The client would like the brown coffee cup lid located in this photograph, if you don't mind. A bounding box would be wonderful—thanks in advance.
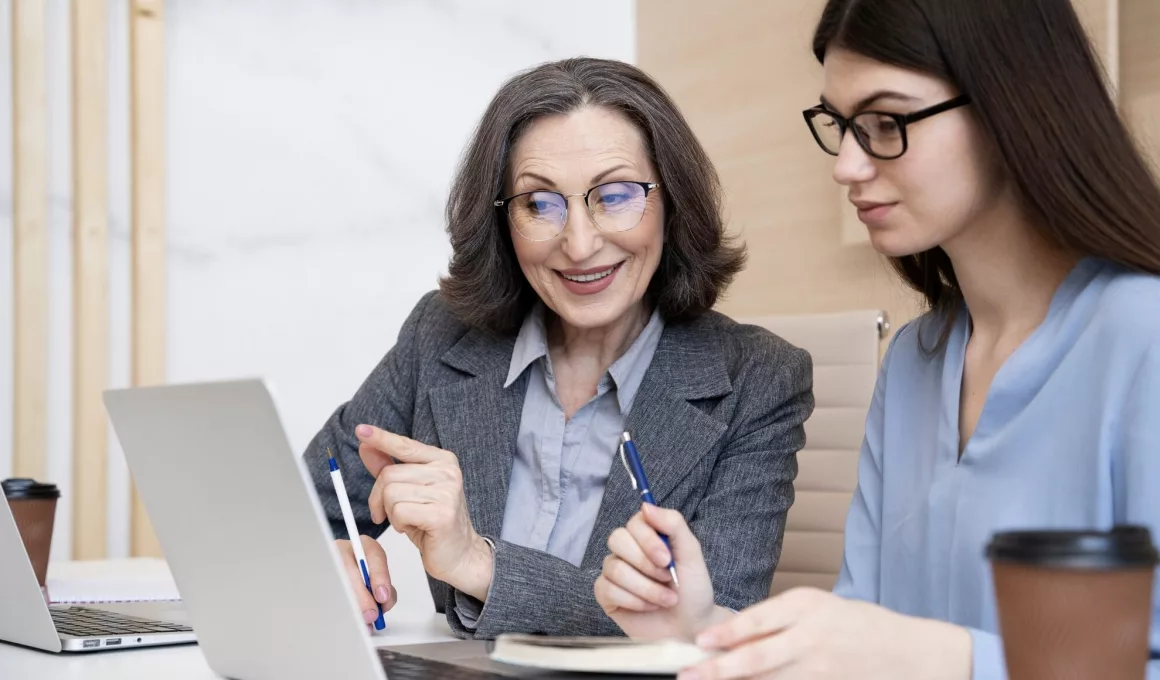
[1,478,61,500]
[987,526,1159,570]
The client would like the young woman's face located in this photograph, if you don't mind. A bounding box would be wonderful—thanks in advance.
[821,48,1005,257]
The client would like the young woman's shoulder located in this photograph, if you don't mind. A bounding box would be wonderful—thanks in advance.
[1091,263,1160,346]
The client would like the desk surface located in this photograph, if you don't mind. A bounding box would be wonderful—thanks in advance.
[0,558,456,679]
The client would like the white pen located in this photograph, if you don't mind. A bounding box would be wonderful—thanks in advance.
[327,448,385,631]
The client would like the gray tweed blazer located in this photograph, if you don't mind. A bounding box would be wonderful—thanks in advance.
[303,291,813,640]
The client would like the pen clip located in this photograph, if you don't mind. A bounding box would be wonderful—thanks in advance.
[618,443,638,491]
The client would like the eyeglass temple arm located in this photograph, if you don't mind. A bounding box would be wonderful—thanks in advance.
[901,95,971,124]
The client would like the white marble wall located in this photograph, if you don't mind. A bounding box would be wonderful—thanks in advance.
[1,0,635,568]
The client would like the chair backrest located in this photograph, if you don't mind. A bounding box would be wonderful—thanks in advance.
[742,310,885,594]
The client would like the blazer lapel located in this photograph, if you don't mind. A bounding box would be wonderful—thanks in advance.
[427,328,525,541]
[584,318,733,566]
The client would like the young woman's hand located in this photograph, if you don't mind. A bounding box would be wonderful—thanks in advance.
[595,504,732,641]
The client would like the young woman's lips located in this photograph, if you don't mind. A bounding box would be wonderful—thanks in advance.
[853,201,898,227]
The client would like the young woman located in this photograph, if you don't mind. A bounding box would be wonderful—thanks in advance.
[594,1,1160,678]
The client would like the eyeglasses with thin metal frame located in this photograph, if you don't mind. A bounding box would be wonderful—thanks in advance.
[802,95,971,160]
[493,181,661,242]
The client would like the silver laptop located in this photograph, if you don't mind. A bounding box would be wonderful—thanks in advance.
[103,379,389,680]
[0,497,195,652]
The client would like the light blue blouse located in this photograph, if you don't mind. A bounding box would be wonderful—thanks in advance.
[833,258,1160,679]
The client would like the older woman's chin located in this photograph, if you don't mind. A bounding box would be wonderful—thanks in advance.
[542,290,649,332]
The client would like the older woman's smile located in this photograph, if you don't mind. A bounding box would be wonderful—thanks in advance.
[556,261,625,295]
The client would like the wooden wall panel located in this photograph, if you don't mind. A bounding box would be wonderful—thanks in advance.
[129,0,166,558]
[71,0,110,559]
[12,0,50,482]
[1121,0,1160,175]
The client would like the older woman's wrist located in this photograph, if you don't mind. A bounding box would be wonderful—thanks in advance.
[450,534,496,602]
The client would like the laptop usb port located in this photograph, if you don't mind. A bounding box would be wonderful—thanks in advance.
[105,638,121,646]
[82,640,100,649]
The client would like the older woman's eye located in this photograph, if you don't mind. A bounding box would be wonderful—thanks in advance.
[526,199,555,213]
[521,193,563,217]
[596,191,632,207]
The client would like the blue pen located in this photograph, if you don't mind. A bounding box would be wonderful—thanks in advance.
[327,449,385,631]
[618,431,679,588]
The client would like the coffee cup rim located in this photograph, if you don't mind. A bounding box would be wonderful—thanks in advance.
[987,526,1159,569]
[1,478,61,500]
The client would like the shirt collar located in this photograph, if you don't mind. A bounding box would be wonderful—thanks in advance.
[505,304,551,389]
[504,304,666,416]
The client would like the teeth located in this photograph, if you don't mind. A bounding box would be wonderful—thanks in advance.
[562,267,615,283]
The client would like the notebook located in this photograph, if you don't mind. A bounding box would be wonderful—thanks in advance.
[488,634,712,675]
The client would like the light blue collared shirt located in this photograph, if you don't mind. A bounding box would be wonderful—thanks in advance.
[500,304,665,565]
[834,258,1160,679]
[454,304,665,628]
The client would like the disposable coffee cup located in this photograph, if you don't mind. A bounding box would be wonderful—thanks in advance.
[987,526,1158,680]
[2,478,61,588]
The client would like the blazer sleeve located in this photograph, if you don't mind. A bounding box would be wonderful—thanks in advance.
[445,338,815,639]
[302,291,436,540]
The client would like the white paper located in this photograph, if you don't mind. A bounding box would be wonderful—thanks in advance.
[46,558,181,604]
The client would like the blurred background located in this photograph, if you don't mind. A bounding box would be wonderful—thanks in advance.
[2,0,1158,579]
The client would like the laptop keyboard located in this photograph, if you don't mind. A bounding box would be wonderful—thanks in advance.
[50,606,193,638]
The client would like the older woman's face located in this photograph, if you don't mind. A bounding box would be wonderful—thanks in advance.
[505,106,664,331]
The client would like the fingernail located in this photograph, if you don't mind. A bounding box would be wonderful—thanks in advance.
[664,591,679,607]
[696,631,717,648]
[655,550,671,565]
[363,609,379,624]
[356,424,373,438]
[375,585,389,602]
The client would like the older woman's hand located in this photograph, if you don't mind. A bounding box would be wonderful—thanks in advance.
[679,588,971,680]
[355,424,494,600]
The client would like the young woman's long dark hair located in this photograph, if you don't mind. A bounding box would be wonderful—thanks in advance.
[814,0,1160,346]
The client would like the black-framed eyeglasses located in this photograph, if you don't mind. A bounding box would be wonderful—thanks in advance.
[802,95,971,160]
[493,181,661,242]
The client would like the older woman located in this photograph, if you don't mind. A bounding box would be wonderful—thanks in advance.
[303,57,813,640]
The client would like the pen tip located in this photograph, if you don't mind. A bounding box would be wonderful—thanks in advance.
[670,566,680,589]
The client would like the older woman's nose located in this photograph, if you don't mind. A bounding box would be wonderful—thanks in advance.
[559,201,604,263]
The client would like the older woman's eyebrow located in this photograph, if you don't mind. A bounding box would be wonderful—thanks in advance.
[512,163,638,194]
[591,164,634,185]
[511,171,558,191]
